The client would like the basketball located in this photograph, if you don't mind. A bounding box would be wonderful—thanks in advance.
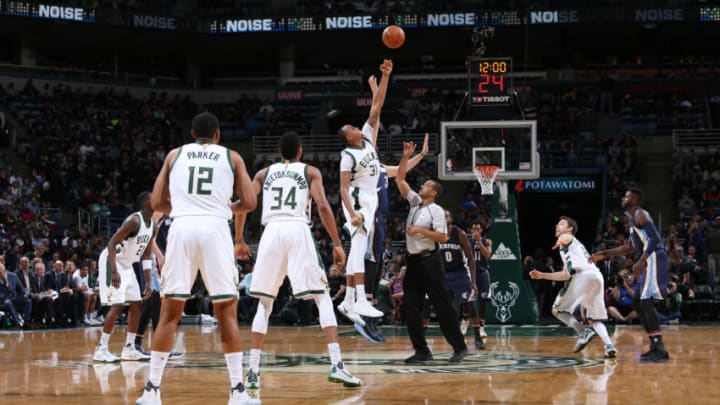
[382,25,405,49]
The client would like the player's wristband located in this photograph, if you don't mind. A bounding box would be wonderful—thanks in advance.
[234,240,243,244]
[142,260,152,270]
[331,243,343,247]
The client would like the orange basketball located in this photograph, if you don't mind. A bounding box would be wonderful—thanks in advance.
[382,25,405,49]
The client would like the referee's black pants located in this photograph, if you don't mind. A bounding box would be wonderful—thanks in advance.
[403,251,467,354]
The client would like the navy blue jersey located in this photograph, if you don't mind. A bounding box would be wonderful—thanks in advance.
[629,208,664,256]
[439,225,467,272]
[367,164,389,263]
[155,215,172,254]
[376,164,389,219]
[473,236,490,272]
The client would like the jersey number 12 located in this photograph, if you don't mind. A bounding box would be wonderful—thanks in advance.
[188,166,214,195]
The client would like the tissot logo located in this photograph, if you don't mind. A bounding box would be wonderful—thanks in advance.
[490,243,517,260]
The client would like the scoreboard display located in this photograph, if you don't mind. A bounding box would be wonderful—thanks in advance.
[468,57,513,107]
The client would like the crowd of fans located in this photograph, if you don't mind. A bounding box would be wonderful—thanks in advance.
[667,147,720,318]
[2,71,717,329]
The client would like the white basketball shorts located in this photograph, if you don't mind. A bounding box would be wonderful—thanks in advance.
[553,269,608,321]
[98,250,141,306]
[161,216,238,302]
[250,220,329,300]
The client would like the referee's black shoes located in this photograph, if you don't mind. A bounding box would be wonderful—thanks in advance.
[449,348,468,363]
[405,351,434,363]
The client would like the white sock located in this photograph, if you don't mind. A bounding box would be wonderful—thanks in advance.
[328,342,342,366]
[591,321,612,345]
[224,352,244,387]
[149,351,170,386]
[100,332,111,348]
[355,284,367,302]
[344,287,355,306]
[556,312,585,335]
[125,332,136,347]
[249,349,262,373]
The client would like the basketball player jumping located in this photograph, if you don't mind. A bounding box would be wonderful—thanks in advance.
[590,188,669,363]
[337,59,392,323]
[136,112,259,405]
[530,216,617,358]
[93,192,156,363]
[355,74,429,342]
[235,131,362,390]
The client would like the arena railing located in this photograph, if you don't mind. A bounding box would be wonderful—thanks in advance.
[252,132,437,156]
[672,129,720,152]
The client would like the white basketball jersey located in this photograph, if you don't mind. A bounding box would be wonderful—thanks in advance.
[559,236,598,274]
[107,211,154,268]
[340,122,379,192]
[261,161,312,225]
[169,142,234,219]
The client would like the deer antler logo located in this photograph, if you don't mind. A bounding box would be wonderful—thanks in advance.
[489,281,520,323]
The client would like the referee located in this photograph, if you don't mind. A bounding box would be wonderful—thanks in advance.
[396,140,468,363]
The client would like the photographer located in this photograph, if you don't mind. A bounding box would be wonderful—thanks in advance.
[656,281,682,324]
[606,269,639,324]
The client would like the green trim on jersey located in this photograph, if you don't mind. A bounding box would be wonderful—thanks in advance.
[294,290,325,298]
[310,232,326,270]
[105,257,112,287]
[226,148,236,177]
[209,293,238,302]
[351,187,361,211]
[169,146,184,172]
[249,290,276,299]
[304,164,310,188]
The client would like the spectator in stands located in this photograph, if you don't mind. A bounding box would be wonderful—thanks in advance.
[328,264,346,309]
[0,261,30,327]
[45,260,72,326]
[606,269,639,324]
[30,260,53,327]
[706,216,720,283]
[682,246,714,288]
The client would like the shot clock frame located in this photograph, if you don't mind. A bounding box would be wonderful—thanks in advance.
[467,56,513,107]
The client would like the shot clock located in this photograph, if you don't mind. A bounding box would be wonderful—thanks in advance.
[468,57,513,107]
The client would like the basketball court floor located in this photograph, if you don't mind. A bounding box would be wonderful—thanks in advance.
[1,323,718,404]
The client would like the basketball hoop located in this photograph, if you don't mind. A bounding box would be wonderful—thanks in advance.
[473,165,500,195]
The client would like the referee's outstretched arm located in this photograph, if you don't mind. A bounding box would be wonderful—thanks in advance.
[396,141,417,198]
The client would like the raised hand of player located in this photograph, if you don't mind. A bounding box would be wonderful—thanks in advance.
[368,75,378,94]
[529,269,543,280]
[421,133,429,156]
[588,253,604,263]
[333,245,347,268]
[234,240,251,260]
[380,59,393,75]
[402,141,416,157]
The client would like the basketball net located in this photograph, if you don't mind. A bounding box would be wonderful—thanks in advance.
[473,165,500,195]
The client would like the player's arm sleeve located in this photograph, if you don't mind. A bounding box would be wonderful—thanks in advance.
[406,190,421,207]
[361,122,374,145]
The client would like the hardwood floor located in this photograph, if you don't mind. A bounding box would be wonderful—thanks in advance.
[1,323,718,404]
